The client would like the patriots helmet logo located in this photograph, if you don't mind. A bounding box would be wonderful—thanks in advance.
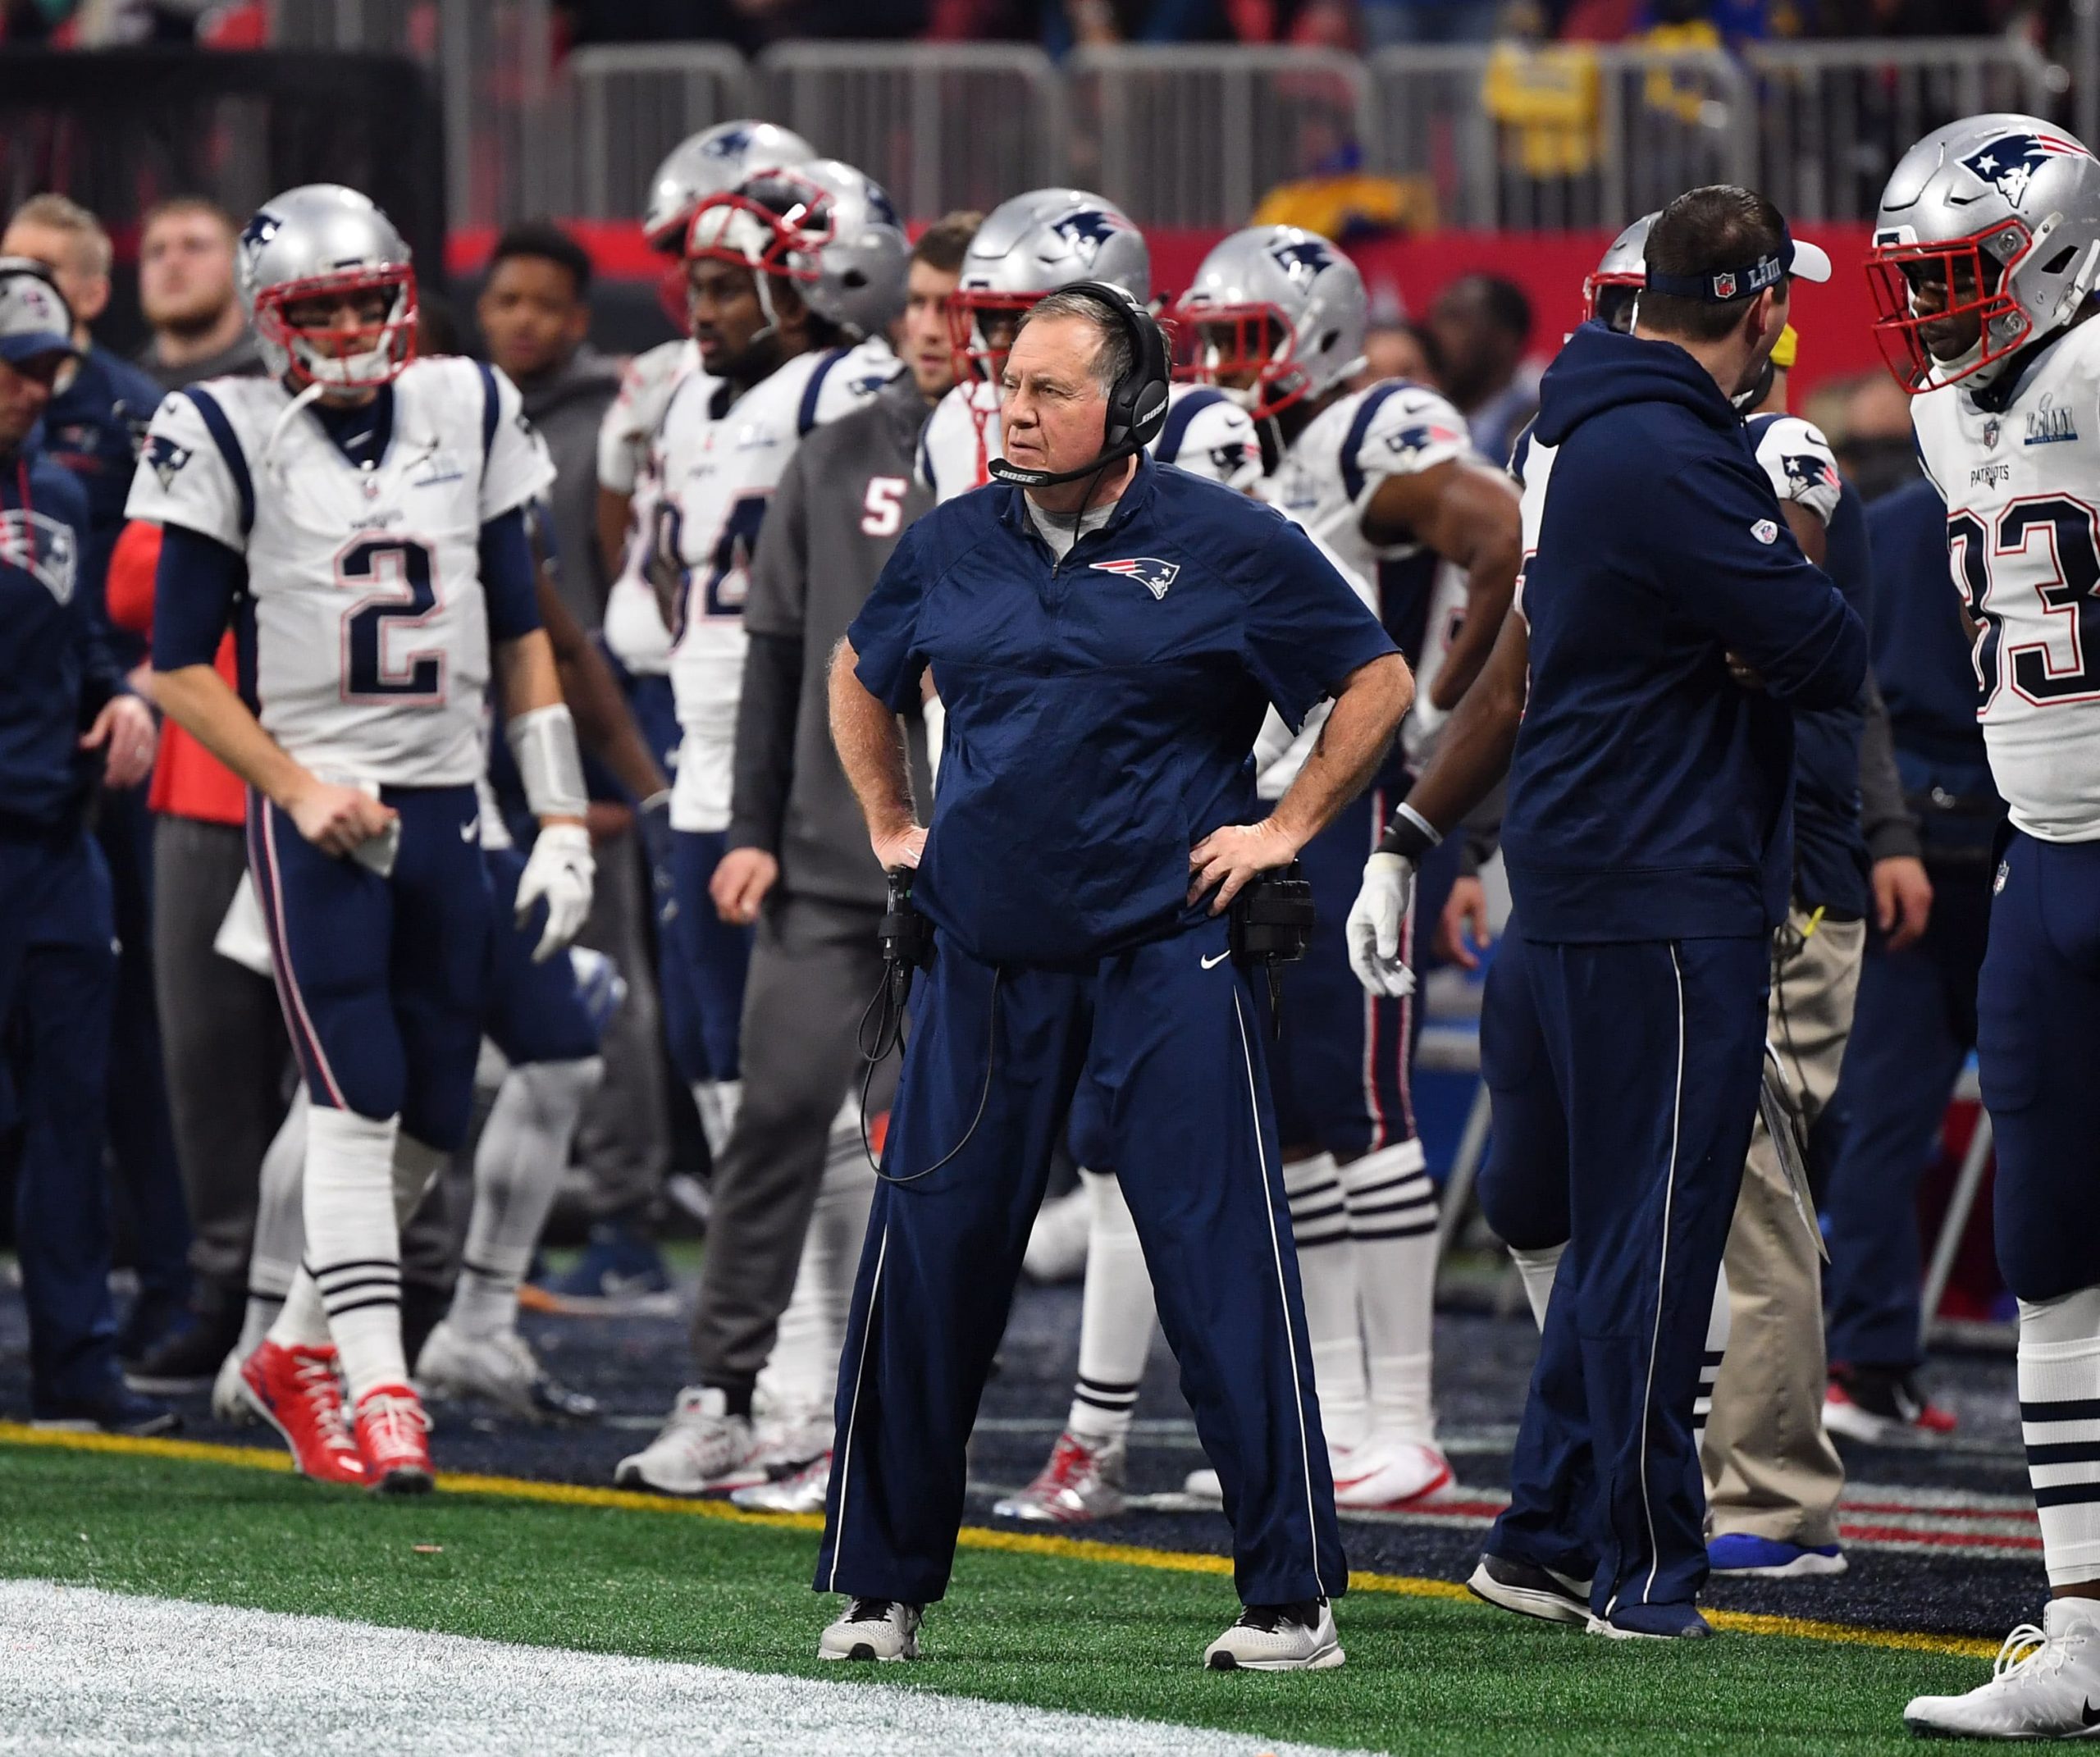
[1092,556,1180,600]
[144,431,192,491]
[1051,209,1125,266]
[1267,237,1334,285]
[701,126,753,159]
[1782,452,1839,495]
[1962,130,2093,205]
[239,209,282,257]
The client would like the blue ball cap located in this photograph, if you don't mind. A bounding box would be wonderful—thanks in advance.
[0,259,80,367]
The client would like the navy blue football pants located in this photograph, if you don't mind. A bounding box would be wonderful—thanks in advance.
[0,825,122,1407]
[669,828,752,1086]
[1820,849,1991,1368]
[1486,933,1769,1612]
[247,785,492,1152]
[817,915,1348,1609]
[1975,832,2100,1303]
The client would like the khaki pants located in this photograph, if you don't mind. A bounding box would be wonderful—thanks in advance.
[1703,910,1865,1548]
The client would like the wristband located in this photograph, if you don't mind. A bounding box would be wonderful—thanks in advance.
[506,703,589,822]
[1375,801,1442,862]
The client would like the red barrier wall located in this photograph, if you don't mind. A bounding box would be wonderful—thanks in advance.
[451,220,1886,400]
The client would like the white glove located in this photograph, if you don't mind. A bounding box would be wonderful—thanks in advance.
[517,823,595,963]
[1347,851,1418,998]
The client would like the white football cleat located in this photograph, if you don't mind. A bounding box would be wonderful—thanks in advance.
[993,1430,1127,1524]
[1905,1601,2100,1741]
[1331,1437,1453,1509]
[1183,1467,1222,1503]
[416,1321,598,1423]
[1203,1598,1344,1670]
[746,1406,832,1480]
[212,1345,256,1424]
[819,1597,921,1662]
[731,1451,831,1514]
[614,1386,758,1495]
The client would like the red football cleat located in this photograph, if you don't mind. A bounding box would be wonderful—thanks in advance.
[354,1384,434,1495]
[239,1341,366,1486]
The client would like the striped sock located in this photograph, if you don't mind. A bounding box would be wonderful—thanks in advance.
[1284,1151,1367,1453]
[244,1089,310,1356]
[1341,1139,1440,1448]
[303,1105,407,1403]
[1066,1171,1154,1444]
[2020,1285,2100,1587]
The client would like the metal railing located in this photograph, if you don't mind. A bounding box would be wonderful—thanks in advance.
[263,2,2093,238]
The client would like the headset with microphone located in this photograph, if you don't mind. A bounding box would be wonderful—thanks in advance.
[986,279,1171,490]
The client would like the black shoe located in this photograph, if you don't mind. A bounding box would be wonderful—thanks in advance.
[1467,1552,1592,1626]
[115,1294,192,1369]
[34,1381,181,1437]
[125,1298,244,1395]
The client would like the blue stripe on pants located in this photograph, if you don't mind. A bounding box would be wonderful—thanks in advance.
[817,914,1346,1607]
[1487,934,1767,1612]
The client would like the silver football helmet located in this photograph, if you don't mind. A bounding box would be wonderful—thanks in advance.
[1171,225,1366,418]
[641,120,816,253]
[951,189,1150,386]
[1583,212,1657,333]
[237,184,416,389]
[685,157,906,341]
[1870,113,2100,391]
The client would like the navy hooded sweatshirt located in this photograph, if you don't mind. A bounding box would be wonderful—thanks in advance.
[1503,324,1867,942]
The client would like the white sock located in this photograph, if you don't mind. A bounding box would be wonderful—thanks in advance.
[391,1130,450,1226]
[267,1268,332,1351]
[1693,1265,1731,1458]
[301,1105,407,1403]
[1284,1151,1368,1454]
[1341,1139,1440,1449]
[2019,1285,2100,1587]
[243,1089,310,1356]
[756,1101,874,1423]
[692,1079,742,1160]
[1066,1169,1155,1444]
[1510,1242,1565,1332]
[451,1056,602,1338]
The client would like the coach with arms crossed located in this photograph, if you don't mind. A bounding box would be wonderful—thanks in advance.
[1352,187,1865,1638]
[817,282,1410,1670]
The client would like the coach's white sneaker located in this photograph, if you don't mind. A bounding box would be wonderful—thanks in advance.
[732,1451,831,1514]
[1331,1436,1453,1509]
[614,1386,756,1495]
[416,1321,599,1423]
[1203,1598,1344,1671]
[1906,1601,2100,1740]
[818,1596,921,1662]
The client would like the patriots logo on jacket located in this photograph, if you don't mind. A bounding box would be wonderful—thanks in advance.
[1268,237,1334,285]
[0,509,79,605]
[1051,210,1125,266]
[1962,130,2093,204]
[1092,556,1180,600]
[1782,452,1838,495]
[145,431,192,490]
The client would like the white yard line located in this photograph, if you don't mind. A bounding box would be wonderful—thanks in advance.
[0,1581,1375,1757]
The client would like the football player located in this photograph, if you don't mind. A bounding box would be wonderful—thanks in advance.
[132,184,592,1492]
[615,159,907,1496]
[1865,116,2100,1741]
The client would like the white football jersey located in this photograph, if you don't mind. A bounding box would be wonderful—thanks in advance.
[599,340,706,679]
[918,380,1262,504]
[657,337,899,832]
[1751,413,1842,532]
[1265,379,1474,760]
[127,357,553,788]
[1913,322,2100,842]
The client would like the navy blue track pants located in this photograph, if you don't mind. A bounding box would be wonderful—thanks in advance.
[816,914,1347,1608]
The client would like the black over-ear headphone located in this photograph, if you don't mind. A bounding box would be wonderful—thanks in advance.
[986,278,1171,488]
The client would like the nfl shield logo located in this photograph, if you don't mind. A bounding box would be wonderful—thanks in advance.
[1713,272,1737,299]
[1983,418,2001,450]
[1751,518,1778,545]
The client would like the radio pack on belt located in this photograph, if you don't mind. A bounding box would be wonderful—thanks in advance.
[1229,862,1316,1039]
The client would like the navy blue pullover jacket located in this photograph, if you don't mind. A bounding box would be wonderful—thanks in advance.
[1503,324,1867,942]
[849,455,1395,968]
[38,345,160,664]
[0,448,120,833]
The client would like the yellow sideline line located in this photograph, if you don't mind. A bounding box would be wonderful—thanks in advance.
[0,1423,1996,1661]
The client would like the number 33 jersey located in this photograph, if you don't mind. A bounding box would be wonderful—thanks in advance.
[1912,321,2100,842]
[126,355,554,789]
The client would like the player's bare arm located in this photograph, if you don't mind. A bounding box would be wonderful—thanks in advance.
[829,634,924,872]
[596,484,632,585]
[148,663,395,856]
[1363,456,1522,710]
[1189,650,1412,914]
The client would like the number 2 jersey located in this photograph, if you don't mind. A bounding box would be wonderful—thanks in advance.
[126,355,554,788]
[1912,320,2100,842]
[655,337,898,833]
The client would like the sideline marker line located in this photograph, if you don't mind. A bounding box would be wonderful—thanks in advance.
[0,1422,1996,1660]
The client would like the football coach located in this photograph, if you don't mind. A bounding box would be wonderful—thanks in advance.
[815,281,1412,1670]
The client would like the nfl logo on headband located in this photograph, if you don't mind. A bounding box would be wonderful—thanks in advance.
[1713,272,1737,299]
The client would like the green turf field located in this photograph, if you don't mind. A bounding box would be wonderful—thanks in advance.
[0,1431,2002,1755]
